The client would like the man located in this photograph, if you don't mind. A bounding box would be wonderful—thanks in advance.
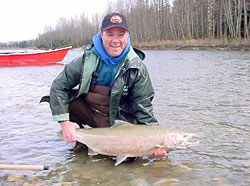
[49,12,167,158]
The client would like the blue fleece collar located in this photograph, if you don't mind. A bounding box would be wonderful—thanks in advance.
[92,32,130,67]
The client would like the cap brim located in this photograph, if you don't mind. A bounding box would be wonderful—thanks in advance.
[102,25,128,31]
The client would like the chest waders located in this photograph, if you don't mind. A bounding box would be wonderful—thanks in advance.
[69,51,111,128]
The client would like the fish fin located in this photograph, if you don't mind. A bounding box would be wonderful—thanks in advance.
[155,144,165,148]
[115,156,128,166]
[113,120,133,127]
[88,148,98,156]
[83,124,92,129]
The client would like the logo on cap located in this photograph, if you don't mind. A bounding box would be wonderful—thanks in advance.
[110,15,122,24]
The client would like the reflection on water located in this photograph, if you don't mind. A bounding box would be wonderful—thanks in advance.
[0,49,249,185]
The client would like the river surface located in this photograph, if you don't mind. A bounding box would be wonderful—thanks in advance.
[0,49,249,186]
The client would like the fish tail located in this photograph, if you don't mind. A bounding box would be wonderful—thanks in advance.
[164,133,199,148]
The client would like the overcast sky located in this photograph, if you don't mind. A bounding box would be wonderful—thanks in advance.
[0,0,116,42]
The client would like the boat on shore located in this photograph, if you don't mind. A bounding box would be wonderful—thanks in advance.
[0,46,71,67]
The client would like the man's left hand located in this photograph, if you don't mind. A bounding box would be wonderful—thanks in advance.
[154,148,168,158]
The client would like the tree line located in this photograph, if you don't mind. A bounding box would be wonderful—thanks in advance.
[0,40,35,48]
[3,0,250,49]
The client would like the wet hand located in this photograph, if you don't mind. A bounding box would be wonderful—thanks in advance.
[154,148,168,158]
[60,121,80,143]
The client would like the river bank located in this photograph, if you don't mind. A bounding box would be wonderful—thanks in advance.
[133,39,250,51]
[1,39,250,51]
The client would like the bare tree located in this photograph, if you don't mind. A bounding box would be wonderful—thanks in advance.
[35,0,250,48]
[243,0,249,39]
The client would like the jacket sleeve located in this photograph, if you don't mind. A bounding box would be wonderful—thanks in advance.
[49,56,83,122]
[129,63,158,126]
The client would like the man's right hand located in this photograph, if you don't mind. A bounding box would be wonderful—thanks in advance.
[60,121,80,143]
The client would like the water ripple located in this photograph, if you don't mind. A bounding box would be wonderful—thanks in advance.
[0,50,250,185]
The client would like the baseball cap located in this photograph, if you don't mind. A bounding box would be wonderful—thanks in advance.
[101,12,128,31]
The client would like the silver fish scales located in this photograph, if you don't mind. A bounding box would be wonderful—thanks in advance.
[75,120,198,165]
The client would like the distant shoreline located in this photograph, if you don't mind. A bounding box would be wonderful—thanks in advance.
[136,45,250,51]
[1,39,250,51]
[133,39,250,51]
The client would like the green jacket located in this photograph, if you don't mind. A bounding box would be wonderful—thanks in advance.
[49,47,158,126]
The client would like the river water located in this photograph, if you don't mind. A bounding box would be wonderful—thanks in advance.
[0,49,249,186]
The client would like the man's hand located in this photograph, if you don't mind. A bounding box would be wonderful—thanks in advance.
[154,148,168,158]
[60,121,80,143]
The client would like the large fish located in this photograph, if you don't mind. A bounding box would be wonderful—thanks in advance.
[75,120,198,166]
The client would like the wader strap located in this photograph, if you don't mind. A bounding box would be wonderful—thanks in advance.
[77,52,99,97]
[89,60,100,91]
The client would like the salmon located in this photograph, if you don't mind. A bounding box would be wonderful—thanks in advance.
[75,120,198,165]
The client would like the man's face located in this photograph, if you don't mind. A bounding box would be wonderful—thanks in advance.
[101,27,129,57]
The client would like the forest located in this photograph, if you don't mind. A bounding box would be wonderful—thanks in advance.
[2,0,250,49]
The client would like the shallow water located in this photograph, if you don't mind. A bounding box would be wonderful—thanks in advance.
[0,49,249,186]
